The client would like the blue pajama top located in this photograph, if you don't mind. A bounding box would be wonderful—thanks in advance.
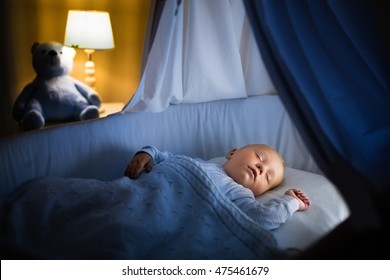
[139,146,299,230]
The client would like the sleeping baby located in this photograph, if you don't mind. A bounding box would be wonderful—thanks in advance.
[124,144,310,230]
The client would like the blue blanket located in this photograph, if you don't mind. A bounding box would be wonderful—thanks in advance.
[1,155,280,259]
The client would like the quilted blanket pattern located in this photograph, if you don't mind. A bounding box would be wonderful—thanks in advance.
[1,155,279,259]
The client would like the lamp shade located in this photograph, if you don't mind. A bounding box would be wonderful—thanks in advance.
[64,10,114,50]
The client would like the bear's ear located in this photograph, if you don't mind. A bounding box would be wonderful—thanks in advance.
[31,42,40,54]
[63,46,76,58]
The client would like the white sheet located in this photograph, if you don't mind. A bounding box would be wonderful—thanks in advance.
[207,157,350,250]
[124,0,276,112]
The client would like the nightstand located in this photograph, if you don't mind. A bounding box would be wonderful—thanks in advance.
[16,102,125,132]
[99,102,125,117]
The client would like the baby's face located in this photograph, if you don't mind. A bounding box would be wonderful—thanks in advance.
[222,144,284,196]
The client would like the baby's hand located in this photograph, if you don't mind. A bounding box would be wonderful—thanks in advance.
[124,152,153,179]
[285,188,311,211]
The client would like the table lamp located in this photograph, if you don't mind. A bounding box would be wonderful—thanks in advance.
[64,10,115,90]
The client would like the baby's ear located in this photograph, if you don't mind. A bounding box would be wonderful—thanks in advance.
[225,148,237,159]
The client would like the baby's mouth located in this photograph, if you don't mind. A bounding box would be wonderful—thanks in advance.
[248,166,257,179]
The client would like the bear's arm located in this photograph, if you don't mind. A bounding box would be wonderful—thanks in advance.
[72,77,101,107]
[13,82,37,121]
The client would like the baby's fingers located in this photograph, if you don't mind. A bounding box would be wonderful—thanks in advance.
[125,153,153,179]
[293,189,311,209]
[125,162,143,179]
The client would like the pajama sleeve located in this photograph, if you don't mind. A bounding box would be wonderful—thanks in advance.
[138,146,173,164]
[225,182,300,230]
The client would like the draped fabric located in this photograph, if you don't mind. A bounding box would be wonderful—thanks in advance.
[243,0,390,256]
[124,0,276,112]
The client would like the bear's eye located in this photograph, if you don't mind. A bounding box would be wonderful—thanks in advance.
[59,51,63,54]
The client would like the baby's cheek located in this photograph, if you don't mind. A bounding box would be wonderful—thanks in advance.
[253,182,269,196]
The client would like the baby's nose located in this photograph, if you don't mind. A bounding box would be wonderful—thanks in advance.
[256,163,263,174]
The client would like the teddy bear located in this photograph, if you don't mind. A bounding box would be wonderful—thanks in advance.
[13,41,101,130]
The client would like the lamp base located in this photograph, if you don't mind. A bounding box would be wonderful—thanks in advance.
[84,49,96,89]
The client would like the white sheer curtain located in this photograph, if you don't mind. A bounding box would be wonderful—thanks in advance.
[124,0,275,112]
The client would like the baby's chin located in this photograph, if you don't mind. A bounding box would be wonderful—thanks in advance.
[250,184,274,196]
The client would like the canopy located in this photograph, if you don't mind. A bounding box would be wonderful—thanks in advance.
[244,0,390,258]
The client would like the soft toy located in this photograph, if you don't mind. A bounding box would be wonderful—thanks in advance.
[13,41,101,130]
